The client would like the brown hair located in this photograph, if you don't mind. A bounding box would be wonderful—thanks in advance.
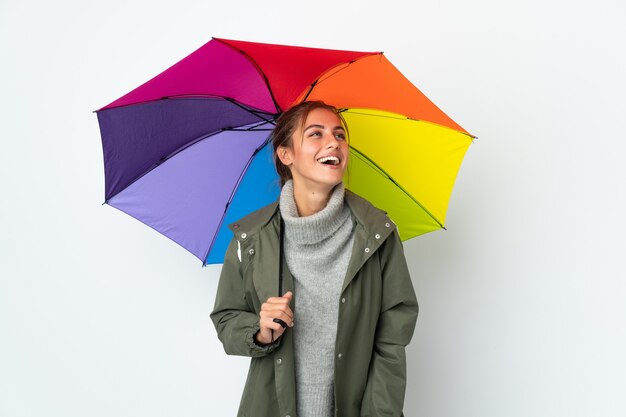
[272,101,349,187]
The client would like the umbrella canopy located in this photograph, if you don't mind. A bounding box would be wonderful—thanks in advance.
[96,37,474,265]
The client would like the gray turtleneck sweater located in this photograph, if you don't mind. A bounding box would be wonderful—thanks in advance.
[279,179,356,417]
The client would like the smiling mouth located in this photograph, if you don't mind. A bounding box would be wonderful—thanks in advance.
[317,156,341,166]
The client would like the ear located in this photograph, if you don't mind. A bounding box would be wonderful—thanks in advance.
[277,146,293,166]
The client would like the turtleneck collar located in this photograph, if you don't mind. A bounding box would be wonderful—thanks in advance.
[279,179,350,245]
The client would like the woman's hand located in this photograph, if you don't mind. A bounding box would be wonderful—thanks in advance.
[254,291,294,345]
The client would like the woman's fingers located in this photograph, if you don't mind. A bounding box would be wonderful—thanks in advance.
[261,292,294,320]
[260,303,294,320]
[260,309,294,327]
[267,291,292,303]
[260,316,288,332]
[259,291,293,339]
[264,291,293,306]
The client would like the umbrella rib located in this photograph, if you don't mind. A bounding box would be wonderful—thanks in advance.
[95,95,278,121]
[349,145,445,230]
[214,38,283,113]
[221,116,275,132]
[300,79,318,103]
[102,99,274,202]
[344,109,478,141]
[104,128,231,203]
[227,127,274,131]
[223,97,278,125]
[163,95,277,123]
[345,110,407,120]
[202,137,272,265]
[165,95,275,117]
[300,52,383,103]
[104,125,267,203]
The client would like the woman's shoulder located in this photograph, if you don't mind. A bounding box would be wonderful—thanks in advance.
[227,201,279,237]
[344,188,397,234]
[344,189,390,220]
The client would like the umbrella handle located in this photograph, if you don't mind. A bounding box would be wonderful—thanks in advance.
[279,217,285,296]
[273,216,288,330]
[273,318,288,329]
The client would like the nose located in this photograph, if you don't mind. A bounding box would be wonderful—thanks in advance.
[325,132,340,149]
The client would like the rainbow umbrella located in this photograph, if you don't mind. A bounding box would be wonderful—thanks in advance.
[95,37,474,265]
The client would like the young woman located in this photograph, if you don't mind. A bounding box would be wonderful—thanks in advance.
[211,101,418,417]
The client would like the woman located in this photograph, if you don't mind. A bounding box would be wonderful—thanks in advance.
[211,101,418,417]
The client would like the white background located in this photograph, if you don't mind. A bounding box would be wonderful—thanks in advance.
[1,0,625,416]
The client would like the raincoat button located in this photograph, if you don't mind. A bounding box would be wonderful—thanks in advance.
[364,247,370,253]
[248,248,255,255]
[341,298,346,303]
[337,353,342,359]
[385,222,390,228]
[375,233,380,239]
[276,358,282,365]
[240,233,247,239]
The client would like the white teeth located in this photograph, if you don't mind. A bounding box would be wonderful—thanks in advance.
[317,156,340,165]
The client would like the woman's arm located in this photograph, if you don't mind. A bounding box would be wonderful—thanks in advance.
[210,237,281,357]
[361,229,419,417]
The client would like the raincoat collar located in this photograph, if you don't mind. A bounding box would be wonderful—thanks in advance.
[227,188,397,241]
[227,189,398,293]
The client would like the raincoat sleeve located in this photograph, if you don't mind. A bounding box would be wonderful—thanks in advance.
[361,229,419,417]
[210,237,280,358]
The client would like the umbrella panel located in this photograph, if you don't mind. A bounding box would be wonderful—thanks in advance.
[301,54,470,135]
[343,109,472,227]
[98,97,268,200]
[205,142,280,264]
[108,128,271,262]
[344,150,442,241]
[100,39,276,112]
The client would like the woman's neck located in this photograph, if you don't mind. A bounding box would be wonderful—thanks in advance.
[291,179,336,217]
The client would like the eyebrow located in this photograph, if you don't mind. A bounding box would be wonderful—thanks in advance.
[304,124,345,131]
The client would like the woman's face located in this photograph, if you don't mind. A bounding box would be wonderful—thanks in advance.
[278,108,349,190]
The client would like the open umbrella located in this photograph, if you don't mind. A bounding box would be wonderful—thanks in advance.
[95,37,474,265]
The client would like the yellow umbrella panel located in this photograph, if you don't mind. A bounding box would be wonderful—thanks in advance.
[292,50,474,240]
[342,109,473,241]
